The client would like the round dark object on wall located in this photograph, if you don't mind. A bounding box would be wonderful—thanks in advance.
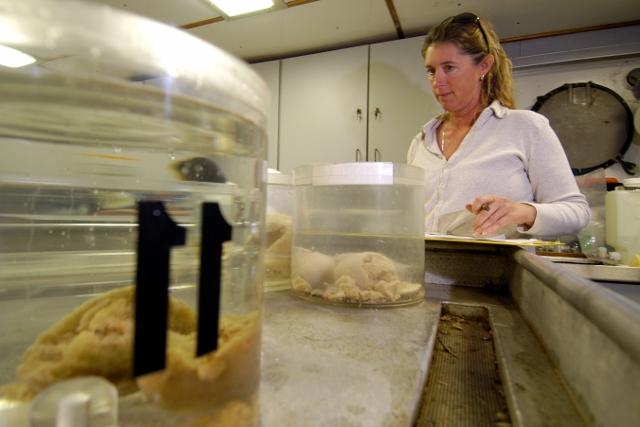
[626,68,640,88]
[531,81,634,176]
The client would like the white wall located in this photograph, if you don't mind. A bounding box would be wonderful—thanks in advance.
[251,25,640,178]
[512,56,640,181]
[250,60,280,169]
[502,24,640,181]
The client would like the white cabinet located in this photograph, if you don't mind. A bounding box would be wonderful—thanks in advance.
[368,36,442,163]
[250,60,280,169]
[264,36,442,172]
[257,26,640,173]
[278,45,369,173]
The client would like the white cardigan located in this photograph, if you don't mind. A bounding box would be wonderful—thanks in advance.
[407,101,590,237]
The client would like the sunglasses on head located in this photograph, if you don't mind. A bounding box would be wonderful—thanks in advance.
[450,12,489,52]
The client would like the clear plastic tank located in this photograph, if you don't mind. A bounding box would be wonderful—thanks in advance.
[0,1,268,425]
[291,163,426,307]
[265,169,293,291]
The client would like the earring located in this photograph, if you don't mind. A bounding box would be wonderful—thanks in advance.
[480,74,485,81]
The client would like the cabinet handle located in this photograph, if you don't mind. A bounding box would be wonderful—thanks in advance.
[374,107,381,120]
[355,149,362,162]
[356,108,362,121]
[374,148,381,162]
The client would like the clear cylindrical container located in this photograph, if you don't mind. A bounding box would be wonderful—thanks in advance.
[0,1,268,426]
[291,162,426,307]
[264,169,294,291]
[605,177,640,266]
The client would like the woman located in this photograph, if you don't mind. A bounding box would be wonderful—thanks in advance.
[407,12,590,238]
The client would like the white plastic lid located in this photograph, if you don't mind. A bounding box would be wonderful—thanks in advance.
[293,162,425,186]
[622,178,640,188]
[0,0,269,128]
[267,168,292,185]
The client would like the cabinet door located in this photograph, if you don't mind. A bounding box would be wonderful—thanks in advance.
[250,60,280,170]
[279,45,368,173]
[368,37,442,163]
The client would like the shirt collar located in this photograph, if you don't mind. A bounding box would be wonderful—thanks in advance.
[488,100,508,118]
[423,100,507,133]
[422,100,508,151]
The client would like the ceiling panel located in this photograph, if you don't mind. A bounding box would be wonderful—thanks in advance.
[87,0,216,26]
[83,0,640,63]
[188,0,396,62]
[395,0,640,39]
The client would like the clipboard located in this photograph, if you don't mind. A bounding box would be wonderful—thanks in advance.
[424,232,563,247]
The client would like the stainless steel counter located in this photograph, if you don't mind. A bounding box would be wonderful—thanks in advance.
[546,258,640,304]
[259,244,640,427]
[258,283,589,427]
[544,257,640,283]
[259,292,441,426]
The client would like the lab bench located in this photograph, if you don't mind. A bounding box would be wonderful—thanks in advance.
[259,244,640,427]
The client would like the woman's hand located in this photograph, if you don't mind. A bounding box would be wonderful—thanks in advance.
[465,195,537,236]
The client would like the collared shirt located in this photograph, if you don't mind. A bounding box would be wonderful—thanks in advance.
[407,100,590,237]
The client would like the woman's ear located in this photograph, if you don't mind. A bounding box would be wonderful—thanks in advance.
[480,53,495,75]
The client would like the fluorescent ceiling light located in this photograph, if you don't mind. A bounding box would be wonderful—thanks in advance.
[208,0,275,17]
[0,44,35,68]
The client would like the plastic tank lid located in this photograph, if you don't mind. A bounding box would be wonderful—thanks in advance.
[0,0,269,127]
[293,162,425,186]
[267,168,292,185]
[622,177,640,188]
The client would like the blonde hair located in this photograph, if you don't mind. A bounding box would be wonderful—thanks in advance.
[421,14,515,109]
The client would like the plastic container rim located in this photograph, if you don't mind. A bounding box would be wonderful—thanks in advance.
[292,162,426,186]
[0,0,269,128]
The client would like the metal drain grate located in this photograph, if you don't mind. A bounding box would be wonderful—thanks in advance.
[416,304,511,427]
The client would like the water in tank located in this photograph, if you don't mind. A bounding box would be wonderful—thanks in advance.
[291,163,426,307]
[264,169,293,291]
[0,0,268,425]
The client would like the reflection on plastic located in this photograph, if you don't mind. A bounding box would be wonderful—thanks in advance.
[30,376,117,427]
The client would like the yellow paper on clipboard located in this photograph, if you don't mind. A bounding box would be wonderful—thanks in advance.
[424,232,563,247]
[437,209,518,239]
